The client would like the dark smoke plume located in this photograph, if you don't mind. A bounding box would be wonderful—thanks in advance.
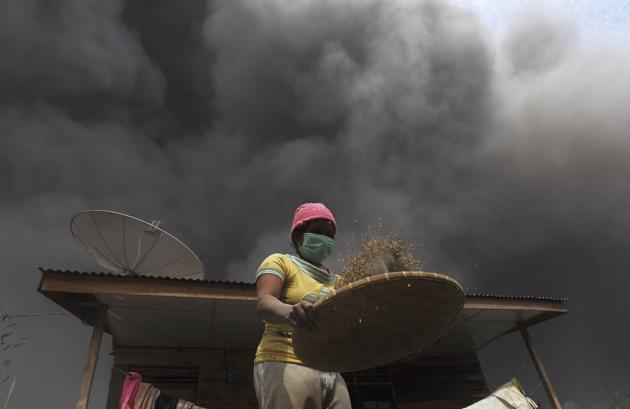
[1,0,629,407]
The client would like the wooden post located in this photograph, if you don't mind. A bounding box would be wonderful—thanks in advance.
[520,326,562,409]
[76,305,107,409]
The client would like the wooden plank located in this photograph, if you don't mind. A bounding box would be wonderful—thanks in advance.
[391,353,488,406]
[76,305,107,409]
[39,271,256,301]
[465,298,567,313]
[111,346,258,408]
[392,363,487,373]
[396,354,488,366]
[114,347,224,366]
[37,291,102,326]
[398,398,485,409]
[196,349,257,408]
[39,271,566,313]
[520,327,563,409]
[395,389,488,401]
[436,307,567,356]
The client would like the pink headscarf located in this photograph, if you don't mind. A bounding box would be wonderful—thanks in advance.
[290,202,337,240]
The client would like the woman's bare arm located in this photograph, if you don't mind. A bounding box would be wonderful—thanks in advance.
[256,274,316,330]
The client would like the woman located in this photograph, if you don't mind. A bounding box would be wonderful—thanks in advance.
[253,202,351,409]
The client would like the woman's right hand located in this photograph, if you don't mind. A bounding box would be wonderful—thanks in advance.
[284,301,317,332]
[256,274,317,331]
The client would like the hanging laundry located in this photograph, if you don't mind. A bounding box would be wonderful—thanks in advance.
[119,372,142,409]
[118,371,205,409]
[134,383,151,409]
[136,383,160,409]
[144,385,160,409]
[155,393,179,409]
[176,399,207,409]
[464,378,538,409]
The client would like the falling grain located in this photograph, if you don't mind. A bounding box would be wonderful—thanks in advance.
[337,233,423,288]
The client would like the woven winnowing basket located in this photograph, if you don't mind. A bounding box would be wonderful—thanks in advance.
[292,271,464,372]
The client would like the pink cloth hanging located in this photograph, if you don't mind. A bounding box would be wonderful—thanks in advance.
[119,372,143,409]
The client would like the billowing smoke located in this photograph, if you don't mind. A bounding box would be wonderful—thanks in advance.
[1,0,629,407]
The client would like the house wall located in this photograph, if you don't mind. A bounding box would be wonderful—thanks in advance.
[106,347,258,409]
[105,347,487,409]
[390,354,489,409]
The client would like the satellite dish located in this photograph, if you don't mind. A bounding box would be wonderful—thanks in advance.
[70,210,205,279]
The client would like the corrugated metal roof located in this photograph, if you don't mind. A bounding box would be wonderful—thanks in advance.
[37,267,254,286]
[466,293,567,302]
[37,268,567,302]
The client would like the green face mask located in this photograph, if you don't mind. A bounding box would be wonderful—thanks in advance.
[299,233,335,264]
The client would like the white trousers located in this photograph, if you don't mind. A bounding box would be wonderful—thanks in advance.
[253,361,352,409]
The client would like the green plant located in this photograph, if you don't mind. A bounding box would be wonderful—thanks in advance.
[1,374,15,409]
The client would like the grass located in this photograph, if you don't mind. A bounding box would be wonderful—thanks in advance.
[0,307,24,409]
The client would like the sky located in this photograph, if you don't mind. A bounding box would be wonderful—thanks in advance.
[1,0,629,408]
[453,0,630,35]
